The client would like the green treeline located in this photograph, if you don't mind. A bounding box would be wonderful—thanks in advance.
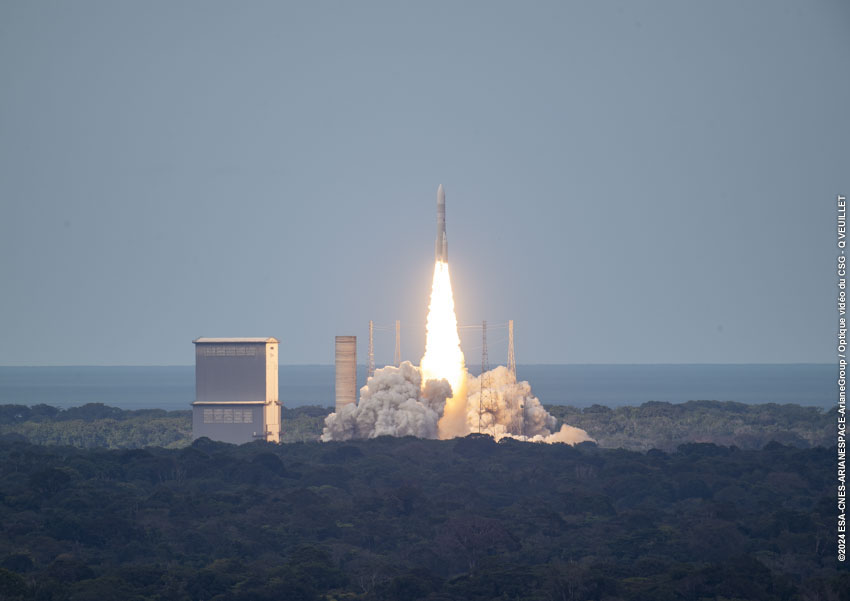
[0,437,844,600]
[547,400,834,451]
[0,404,191,449]
[0,405,326,448]
[0,401,835,451]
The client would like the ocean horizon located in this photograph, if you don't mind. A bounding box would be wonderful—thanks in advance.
[0,363,835,412]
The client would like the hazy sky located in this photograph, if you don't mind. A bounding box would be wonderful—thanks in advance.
[1,1,847,366]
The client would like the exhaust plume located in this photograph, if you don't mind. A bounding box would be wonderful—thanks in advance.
[322,363,593,445]
[420,260,468,439]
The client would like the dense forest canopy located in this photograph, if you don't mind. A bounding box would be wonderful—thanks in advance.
[0,401,842,599]
[0,436,845,600]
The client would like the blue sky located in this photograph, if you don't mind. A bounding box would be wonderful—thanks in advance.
[0,1,847,365]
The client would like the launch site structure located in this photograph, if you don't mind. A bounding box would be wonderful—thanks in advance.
[191,337,281,444]
[335,335,357,413]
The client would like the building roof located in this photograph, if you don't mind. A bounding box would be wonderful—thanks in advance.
[192,401,267,405]
[193,337,279,344]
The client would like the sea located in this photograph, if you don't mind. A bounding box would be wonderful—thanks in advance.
[0,364,836,412]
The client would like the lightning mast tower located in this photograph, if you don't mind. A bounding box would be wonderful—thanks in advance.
[478,320,492,434]
[394,320,401,367]
[368,320,375,379]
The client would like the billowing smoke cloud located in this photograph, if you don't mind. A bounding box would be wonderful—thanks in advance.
[321,361,452,441]
[322,362,594,445]
[466,365,595,445]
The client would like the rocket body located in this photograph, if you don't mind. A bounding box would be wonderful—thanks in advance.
[435,184,448,262]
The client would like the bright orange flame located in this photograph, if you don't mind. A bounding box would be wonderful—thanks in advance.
[420,260,468,437]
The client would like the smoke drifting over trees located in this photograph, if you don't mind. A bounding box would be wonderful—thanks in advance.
[322,363,593,444]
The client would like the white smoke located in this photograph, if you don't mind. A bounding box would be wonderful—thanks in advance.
[465,365,595,445]
[540,423,596,444]
[321,361,452,441]
[322,362,594,445]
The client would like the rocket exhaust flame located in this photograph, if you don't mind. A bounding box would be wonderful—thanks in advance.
[420,260,467,438]
[420,261,464,391]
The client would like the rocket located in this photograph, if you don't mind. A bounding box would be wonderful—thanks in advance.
[435,184,448,262]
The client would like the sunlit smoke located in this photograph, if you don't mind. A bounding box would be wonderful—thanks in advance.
[321,361,452,441]
[321,362,595,445]
[465,366,595,444]
[419,260,468,438]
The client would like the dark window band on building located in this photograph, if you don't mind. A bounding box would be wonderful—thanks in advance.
[202,408,254,424]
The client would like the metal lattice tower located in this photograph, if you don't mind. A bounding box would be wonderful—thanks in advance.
[478,320,492,434]
[394,320,401,366]
[508,319,516,381]
[368,320,375,379]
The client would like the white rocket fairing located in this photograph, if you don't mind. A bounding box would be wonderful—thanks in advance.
[435,184,448,262]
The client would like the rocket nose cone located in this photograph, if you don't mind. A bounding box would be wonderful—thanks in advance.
[437,184,445,203]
